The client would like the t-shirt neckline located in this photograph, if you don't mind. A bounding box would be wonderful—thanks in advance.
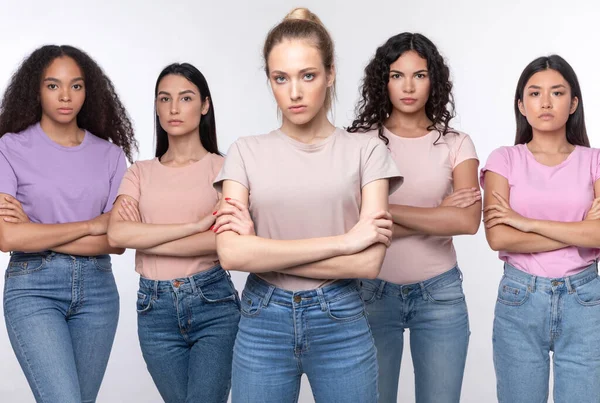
[35,122,90,152]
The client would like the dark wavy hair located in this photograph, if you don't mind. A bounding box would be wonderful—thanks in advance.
[348,32,455,145]
[0,45,137,162]
[154,63,220,158]
[514,55,588,147]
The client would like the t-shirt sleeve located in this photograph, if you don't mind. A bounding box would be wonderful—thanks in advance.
[213,142,249,193]
[0,149,17,197]
[116,161,141,204]
[361,137,404,194]
[452,133,479,169]
[480,147,510,188]
[592,148,600,184]
[104,150,128,213]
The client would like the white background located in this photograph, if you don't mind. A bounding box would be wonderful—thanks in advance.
[1,0,598,401]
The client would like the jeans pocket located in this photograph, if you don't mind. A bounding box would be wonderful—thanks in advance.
[327,291,365,322]
[136,291,153,314]
[496,275,529,306]
[6,256,46,278]
[574,276,600,306]
[359,280,378,305]
[424,278,466,305]
[198,274,238,304]
[240,290,262,317]
[92,255,113,272]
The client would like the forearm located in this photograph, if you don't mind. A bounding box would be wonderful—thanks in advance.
[0,221,90,253]
[390,204,481,236]
[141,231,216,257]
[279,243,386,280]
[107,221,201,249]
[486,225,567,253]
[216,232,345,272]
[393,223,420,239]
[529,220,600,248]
[52,235,125,256]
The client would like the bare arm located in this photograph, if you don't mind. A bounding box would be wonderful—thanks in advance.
[141,232,216,257]
[52,235,125,256]
[107,196,210,249]
[483,172,568,252]
[393,223,419,239]
[390,159,482,236]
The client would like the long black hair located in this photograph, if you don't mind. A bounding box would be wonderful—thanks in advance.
[0,44,137,162]
[154,63,220,158]
[348,32,455,145]
[514,55,588,147]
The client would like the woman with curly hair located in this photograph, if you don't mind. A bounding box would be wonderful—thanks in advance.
[348,33,480,403]
[0,44,137,403]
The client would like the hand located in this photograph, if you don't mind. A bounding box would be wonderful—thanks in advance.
[118,198,141,222]
[585,198,600,221]
[483,191,533,232]
[0,195,30,223]
[342,210,393,255]
[88,213,110,236]
[213,198,255,235]
[441,187,481,208]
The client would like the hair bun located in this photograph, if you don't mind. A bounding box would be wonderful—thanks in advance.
[284,7,324,26]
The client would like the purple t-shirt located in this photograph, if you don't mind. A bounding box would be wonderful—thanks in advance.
[0,123,127,224]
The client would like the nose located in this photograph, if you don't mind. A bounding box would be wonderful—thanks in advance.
[170,99,180,115]
[403,77,415,94]
[290,79,302,101]
[541,91,552,109]
[59,87,71,102]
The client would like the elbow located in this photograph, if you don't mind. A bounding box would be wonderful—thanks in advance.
[0,232,15,253]
[487,236,504,252]
[217,245,244,272]
[359,245,385,279]
[107,232,125,249]
[464,220,481,236]
[113,247,126,255]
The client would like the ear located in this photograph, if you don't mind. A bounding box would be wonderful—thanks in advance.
[201,97,210,116]
[570,96,579,115]
[517,99,526,117]
[327,64,336,88]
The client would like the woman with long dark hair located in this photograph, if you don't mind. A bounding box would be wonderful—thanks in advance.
[348,32,480,403]
[482,55,600,402]
[0,44,136,403]
[107,62,240,403]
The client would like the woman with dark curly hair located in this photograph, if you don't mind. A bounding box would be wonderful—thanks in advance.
[0,44,137,403]
[348,33,480,403]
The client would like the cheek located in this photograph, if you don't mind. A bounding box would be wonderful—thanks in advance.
[417,80,431,100]
[387,81,401,98]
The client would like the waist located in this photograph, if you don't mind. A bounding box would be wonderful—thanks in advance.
[503,261,598,291]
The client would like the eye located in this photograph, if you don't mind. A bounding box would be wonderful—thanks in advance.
[304,73,315,81]
[159,96,170,102]
[415,73,427,79]
[72,84,83,90]
[552,91,563,96]
[390,73,400,79]
[182,96,192,102]
[47,84,58,90]
[529,91,539,97]
[274,76,287,84]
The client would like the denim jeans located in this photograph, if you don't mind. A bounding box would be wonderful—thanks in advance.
[361,266,470,403]
[231,274,378,403]
[494,262,600,403]
[3,251,119,403]
[136,265,241,403]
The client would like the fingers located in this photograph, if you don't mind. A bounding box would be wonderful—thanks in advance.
[376,232,391,247]
[485,218,504,229]
[215,204,243,218]
[4,195,23,209]
[492,191,510,207]
[373,218,393,230]
[369,210,392,221]
[377,227,393,240]
[483,211,504,223]
[483,204,505,213]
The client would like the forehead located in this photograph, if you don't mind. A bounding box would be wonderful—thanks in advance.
[43,56,83,78]
[268,39,323,73]
[390,50,427,71]
[526,69,569,87]
[158,74,199,92]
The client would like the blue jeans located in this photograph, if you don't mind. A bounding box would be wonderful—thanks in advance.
[136,265,241,403]
[361,267,470,403]
[494,262,600,403]
[232,274,378,403]
[3,251,119,403]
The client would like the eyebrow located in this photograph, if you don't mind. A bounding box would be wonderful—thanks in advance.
[527,84,567,89]
[43,77,84,83]
[270,67,319,75]
[390,69,428,74]
[157,89,197,96]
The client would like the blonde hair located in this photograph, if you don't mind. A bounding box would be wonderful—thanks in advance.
[263,7,336,111]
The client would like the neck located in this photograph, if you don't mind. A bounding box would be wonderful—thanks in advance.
[280,107,335,144]
[160,129,208,164]
[39,116,83,145]
[384,108,432,137]
[528,127,572,153]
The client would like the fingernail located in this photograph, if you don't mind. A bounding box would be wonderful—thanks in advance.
[213,211,217,215]
[209,225,214,231]
[225,198,231,201]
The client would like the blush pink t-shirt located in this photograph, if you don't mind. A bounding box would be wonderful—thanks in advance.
[214,128,404,291]
[117,154,223,280]
[375,128,478,284]
[481,144,600,278]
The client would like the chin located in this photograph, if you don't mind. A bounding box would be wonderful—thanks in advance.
[283,113,316,126]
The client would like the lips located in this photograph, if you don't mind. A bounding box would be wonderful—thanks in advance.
[400,98,417,105]
[168,120,183,125]
[57,108,73,114]
[538,113,554,120]
[289,105,307,113]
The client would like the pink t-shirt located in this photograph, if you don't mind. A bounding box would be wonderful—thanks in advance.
[117,154,223,280]
[214,128,404,291]
[480,144,600,278]
[376,128,478,284]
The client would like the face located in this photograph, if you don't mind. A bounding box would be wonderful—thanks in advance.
[518,69,578,133]
[267,39,334,126]
[387,50,431,115]
[156,74,209,136]
[39,56,86,125]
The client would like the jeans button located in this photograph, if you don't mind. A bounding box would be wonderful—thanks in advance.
[293,295,301,303]
[173,280,183,288]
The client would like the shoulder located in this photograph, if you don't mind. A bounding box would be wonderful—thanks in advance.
[0,124,38,151]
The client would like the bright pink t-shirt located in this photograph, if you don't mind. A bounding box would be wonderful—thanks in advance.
[480,144,600,278]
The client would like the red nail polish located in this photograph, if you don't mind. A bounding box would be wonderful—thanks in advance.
[225,198,231,201]
[213,211,217,215]
[209,225,214,231]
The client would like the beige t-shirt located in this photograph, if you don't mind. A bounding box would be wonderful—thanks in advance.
[214,128,403,291]
[117,154,223,280]
[375,127,478,284]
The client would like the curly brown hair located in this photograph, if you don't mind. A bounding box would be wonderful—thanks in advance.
[347,33,455,145]
[0,45,137,162]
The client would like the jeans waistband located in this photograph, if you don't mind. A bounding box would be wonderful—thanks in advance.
[503,262,598,292]
[367,266,462,299]
[10,251,108,261]
[138,264,227,295]
[244,273,359,308]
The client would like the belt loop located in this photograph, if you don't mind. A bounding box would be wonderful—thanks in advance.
[376,280,386,299]
[152,280,158,300]
[262,285,275,308]
[189,275,198,294]
[419,282,428,300]
[529,275,536,293]
[316,288,327,311]
[565,275,574,294]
